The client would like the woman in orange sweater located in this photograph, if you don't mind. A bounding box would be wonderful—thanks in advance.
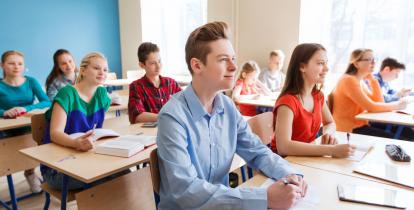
[332,49,406,137]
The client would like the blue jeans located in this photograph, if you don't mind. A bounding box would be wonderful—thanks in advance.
[42,168,130,190]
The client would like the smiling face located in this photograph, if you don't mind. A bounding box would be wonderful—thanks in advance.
[192,39,237,91]
[1,54,25,78]
[80,57,108,86]
[58,53,76,77]
[300,49,328,84]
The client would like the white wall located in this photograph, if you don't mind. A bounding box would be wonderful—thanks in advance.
[237,0,300,72]
[118,0,142,78]
[118,0,301,77]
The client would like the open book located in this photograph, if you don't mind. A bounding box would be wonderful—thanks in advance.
[347,141,374,161]
[95,135,156,158]
[396,102,414,115]
[69,129,120,142]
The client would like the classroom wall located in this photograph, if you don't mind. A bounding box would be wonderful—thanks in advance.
[0,0,122,85]
[118,0,301,77]
[236,0,300,72]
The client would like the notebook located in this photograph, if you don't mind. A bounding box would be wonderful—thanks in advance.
[95,135,156,158]
[347,141,374,161]
[69,129,120,142]
[337,183,407,209]
[260,178,320,210]
[353,163,414,189]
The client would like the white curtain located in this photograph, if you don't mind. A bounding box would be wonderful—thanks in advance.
[300,0,414,89]
[141,0,207,76]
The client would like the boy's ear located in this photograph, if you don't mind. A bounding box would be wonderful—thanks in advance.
[138,62,145,69]
[382,66,391,72]
[190,58,202,74]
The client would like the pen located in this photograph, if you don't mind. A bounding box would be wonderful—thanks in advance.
[346,132,350,143]
[92,123,97,132]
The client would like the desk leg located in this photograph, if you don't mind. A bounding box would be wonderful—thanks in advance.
[61,175,68,210]
[394,126,404,139]
[7,175,18,210]
[116,110,120,117]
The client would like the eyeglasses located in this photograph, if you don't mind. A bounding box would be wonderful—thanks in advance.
[359,57,377,63]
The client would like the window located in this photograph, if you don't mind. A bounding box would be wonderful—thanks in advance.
[141,0,207,76]
[300,0,414,89]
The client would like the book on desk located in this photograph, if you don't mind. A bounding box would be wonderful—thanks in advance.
[69,128,121,142]
[95,135,156,157]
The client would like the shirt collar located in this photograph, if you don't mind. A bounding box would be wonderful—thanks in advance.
[183,84,225,121]
[142,75,165,87]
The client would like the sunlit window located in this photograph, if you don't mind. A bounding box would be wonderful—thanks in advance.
[141,0,207,76]
[300,0,414,89]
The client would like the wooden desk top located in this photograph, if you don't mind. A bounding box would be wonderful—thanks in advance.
[235,95,277,108]
[0,109,48,131]
[20,117,157,183]
[285,132,414,190]
[240,164,414,209]
[355,111,414,126]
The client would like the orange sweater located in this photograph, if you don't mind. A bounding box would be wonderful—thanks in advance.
[332,74,392,132]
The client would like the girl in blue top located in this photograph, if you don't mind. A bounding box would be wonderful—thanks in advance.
[0,50,51,193]
[41,52,126,190]
[0,51,50,118]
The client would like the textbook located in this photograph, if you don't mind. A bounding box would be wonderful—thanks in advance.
[69,129,120,142]
[95,135,156,158]
[353,163,414,189]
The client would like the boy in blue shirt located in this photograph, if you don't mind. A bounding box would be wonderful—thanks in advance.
[374,57,412,102]
[156,21,307,210]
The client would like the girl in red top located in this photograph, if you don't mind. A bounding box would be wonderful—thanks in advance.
[272,43,355,158]
[232,61,268,116]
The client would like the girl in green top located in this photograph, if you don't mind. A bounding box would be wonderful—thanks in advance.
[0,50,51,193]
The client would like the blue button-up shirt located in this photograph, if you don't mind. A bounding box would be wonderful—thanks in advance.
[156,85,299,210]
[373,72,399,102]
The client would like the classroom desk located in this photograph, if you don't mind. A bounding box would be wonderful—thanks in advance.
[240,163,414,209]
[104,75,191,87]
[0,109,47,131]
[285,132,414,190]
[235,95,278,108]
[355,111,414,139]
[19,116,156,210]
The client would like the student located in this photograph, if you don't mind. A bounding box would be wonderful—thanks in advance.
[157,21,307,210]
[0,50,51,193]
[374,57,412,102]
[232,60,268,116]
[259,49,286,92]
[272,43,355,157]
[128,42,182,124]
[332,49,406,138]
[41,52,125,190]
[45,49,78,100]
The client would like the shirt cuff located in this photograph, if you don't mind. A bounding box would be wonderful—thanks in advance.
[239,187,267,210]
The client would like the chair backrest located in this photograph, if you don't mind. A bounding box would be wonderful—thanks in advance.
[327,91,334,114]
[127,70,146,79]
[106,72,117,80]
[149,148,160,194]
[76,167,156,210]
[247,112,274,145]
[31,113,46,145]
